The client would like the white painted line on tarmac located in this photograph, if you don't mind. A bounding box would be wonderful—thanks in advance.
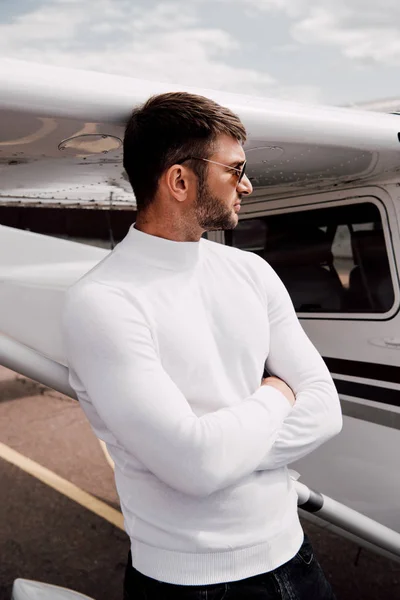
[0,441,124,531]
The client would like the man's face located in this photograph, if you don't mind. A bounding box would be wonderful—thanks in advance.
[194,133,253,232]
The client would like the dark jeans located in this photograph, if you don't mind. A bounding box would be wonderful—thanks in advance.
[123,534,336,599]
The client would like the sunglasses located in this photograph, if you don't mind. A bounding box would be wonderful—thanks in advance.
[180,156,247,185]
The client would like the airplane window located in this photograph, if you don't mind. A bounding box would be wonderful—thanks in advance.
[225,202,395,314]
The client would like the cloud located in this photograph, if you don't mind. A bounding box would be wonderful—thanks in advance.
[0,0,322,102]
[219,0,310,18]
[291,4,400,65]
[237,0,400,66]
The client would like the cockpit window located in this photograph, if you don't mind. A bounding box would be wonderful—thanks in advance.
[225,202,395,314]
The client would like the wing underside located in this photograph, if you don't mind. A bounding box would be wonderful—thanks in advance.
[1,58,400,207]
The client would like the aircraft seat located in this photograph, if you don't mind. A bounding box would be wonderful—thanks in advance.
[263,226,344,312]
[347,229,394,312]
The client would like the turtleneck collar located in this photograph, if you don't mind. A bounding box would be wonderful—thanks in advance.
[120,223,203,271]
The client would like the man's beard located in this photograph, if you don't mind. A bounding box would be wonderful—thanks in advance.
[194,179,240,231]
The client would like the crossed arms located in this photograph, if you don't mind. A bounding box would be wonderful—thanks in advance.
[63,264,342,498]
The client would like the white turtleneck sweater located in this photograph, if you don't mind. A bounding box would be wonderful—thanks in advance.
[62,224,342,586]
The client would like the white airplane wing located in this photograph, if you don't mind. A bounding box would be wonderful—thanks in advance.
[0,224,107,364]
[2,57,400,207]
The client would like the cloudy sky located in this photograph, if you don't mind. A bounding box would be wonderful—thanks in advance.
[0,0,399,106]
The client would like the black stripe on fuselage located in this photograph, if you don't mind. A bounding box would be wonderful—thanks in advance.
[324,356,400,385]
[320,357,400,429]
[333,379,400,408]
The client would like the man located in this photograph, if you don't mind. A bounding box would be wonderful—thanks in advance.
[62,92,342,599]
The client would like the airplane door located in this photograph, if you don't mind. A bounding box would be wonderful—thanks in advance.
[222,188,400,531]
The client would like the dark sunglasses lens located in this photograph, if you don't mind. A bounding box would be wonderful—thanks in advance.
[238,162,246,183]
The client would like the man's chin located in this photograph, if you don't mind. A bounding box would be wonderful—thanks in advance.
[224,212,239,229]
[204,219,238,232]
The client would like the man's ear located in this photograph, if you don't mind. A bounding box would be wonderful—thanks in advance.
[164,164,191,202]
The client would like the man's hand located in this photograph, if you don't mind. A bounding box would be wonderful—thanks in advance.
[261,376,295,407]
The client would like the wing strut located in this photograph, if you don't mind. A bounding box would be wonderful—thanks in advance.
[294,476,400,562]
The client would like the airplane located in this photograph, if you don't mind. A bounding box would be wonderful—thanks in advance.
[2,58,400,598]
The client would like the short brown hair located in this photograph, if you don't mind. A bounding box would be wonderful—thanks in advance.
[123,92,246,212]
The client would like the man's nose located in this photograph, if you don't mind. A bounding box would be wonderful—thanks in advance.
[238,173,253,195]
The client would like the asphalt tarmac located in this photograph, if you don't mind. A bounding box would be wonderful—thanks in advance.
[0,366,399,600]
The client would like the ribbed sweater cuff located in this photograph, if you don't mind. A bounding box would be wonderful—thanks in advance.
[253,384,293,421]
